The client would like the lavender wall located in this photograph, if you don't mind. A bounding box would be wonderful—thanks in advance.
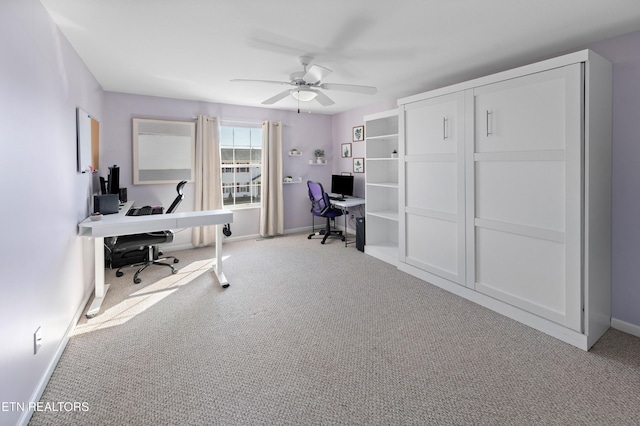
[103,92,333,245]
[0,1,104,424]
[588,33,640,329]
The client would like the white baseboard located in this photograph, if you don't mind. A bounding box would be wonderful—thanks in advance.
[611,317,640,338]
[284,226,313,235]
[19,284,94,426]
[165,227,315,251]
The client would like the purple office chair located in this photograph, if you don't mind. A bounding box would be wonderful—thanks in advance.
[307,180,345,244]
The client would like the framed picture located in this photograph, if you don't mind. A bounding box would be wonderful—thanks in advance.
[353,158,364,173]
[352,125,364,142]
[341,143,352,158]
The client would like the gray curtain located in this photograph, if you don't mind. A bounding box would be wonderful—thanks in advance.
[192,115,222,246]
[260,121,283,236]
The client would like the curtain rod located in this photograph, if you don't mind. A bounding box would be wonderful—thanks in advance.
[191,117,293,126]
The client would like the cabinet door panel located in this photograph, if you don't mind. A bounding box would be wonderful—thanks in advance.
[406,161,456,213]
[406,215,459,280]
[475,160,565,232]
[475,227,567,324]
[405,96,459,155]
[474,67,568,153]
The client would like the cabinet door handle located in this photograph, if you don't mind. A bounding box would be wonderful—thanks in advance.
[443,117,448,140]
[486,110,492,137]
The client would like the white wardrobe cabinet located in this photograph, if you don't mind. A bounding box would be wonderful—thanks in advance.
[397,50,612,350]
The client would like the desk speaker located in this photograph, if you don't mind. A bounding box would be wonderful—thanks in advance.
[94,194,119,215]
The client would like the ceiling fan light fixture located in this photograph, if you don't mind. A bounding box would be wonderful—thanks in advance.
[291,88,317,102]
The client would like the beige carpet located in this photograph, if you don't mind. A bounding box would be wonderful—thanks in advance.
[31,233,640,425]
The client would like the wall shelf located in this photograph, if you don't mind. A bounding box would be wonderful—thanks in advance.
[283,178,303,184]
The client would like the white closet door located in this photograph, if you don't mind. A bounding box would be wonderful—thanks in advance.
[401,92,466,285]
[468,64,584,331]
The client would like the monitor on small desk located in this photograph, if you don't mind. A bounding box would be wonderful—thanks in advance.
[331,174,354,199]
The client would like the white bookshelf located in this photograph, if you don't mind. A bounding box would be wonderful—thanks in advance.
[364,109,399,265]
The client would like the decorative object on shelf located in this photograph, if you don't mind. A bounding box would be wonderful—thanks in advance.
[341,143,352,158]
[353,125,365,142]
[314,148,325,164]
[290,148,300,155]
[391,149,398,158]
[353,158,364,173]
[341,172,352,176]
[283,176,303,183]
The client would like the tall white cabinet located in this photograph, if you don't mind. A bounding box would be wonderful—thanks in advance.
[364,110,399,265]
[395,50,612,350]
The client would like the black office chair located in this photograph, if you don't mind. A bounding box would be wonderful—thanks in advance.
[110,180,187,284]
[307,180,345,244]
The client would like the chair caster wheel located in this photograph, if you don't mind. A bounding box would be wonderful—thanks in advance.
[134,278,141,284]
[321,241,326,244]
[342,237,346,241]
[116,271,123,277]
[174,259,179,264]
[308,235,312,239]
[172,269,178,274]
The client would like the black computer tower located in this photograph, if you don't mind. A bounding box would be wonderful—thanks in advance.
[356,217,365,252]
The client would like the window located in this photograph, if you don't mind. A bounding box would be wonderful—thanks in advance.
[220,126,262,207]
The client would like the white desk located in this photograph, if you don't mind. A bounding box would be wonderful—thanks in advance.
[330,197,366,247]
[78,201,233,317]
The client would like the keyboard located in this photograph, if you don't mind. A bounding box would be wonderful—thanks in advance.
[127,206,163,216]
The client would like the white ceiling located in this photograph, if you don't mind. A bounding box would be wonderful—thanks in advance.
[41,0,640,115]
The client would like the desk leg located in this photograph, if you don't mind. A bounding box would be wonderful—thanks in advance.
[344,210,348,247]
[214,224,230,288]
[86,237,110,318]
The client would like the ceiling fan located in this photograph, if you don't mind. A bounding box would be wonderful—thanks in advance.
[231,56,377,108]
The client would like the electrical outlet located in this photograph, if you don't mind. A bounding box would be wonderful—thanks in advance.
[34,327,42,355]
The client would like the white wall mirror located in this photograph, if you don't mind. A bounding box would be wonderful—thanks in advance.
[132,118,195,184]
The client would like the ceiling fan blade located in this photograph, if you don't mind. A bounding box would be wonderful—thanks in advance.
[320,83,377,95]
[231,79,291,86]
[314,91,335,106]
[262,90,291,105]
[304,64,332,84]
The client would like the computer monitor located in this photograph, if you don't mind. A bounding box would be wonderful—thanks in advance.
[331,174,354,198]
